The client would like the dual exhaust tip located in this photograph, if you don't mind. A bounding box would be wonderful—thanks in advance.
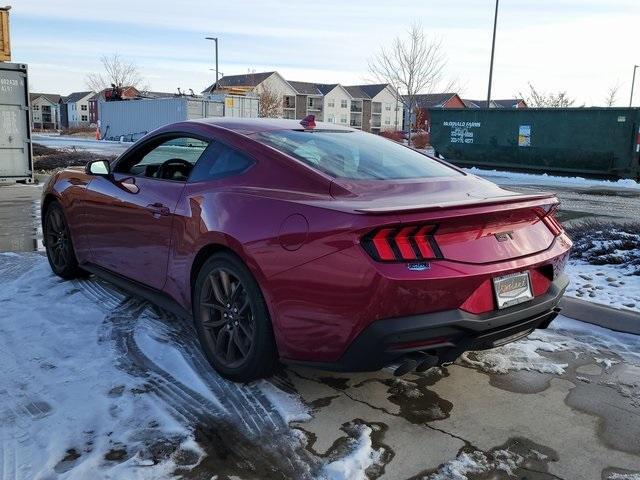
[394,352,439,376]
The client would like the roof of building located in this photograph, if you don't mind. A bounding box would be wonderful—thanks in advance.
[357,84,390,99]
[463,98,526,108]
[201,71,275,93]
[63,91,94,104]
[408,93,460,108]
[344,86,371,99]
[315,83,341,95]
[287,80,322,95]
[30,93,62,104]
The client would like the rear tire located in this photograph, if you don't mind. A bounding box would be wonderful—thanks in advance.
[193,252,278,382]
[43,201,87,280]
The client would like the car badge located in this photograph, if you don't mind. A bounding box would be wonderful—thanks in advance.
[407,261,430,271]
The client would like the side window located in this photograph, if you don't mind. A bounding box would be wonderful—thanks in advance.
[189,142,254,182]
[116,136,209,181]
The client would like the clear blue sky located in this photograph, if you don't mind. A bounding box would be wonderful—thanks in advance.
[11,0,640,106]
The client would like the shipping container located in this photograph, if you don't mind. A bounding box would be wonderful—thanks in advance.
[98,95,258,141]
[0,62,33,183]
[428,108,640,180]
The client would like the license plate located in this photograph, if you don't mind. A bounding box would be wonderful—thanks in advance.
[493,271,533,309]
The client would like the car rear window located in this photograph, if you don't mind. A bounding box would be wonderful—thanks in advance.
[251,130,460,180]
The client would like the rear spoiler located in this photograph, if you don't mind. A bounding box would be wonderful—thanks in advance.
[353,192,557,215]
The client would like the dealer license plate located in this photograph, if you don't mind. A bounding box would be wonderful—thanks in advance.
[493,272,533,309]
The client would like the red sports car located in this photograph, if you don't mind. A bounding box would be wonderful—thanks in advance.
[42,117,571,381]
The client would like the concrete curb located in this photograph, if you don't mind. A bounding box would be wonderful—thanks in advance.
[559,296,640,335]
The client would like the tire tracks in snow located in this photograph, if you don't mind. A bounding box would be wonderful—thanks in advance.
[72,276,318,478]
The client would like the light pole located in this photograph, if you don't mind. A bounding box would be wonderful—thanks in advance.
[630,64,639,107]
[205,36,219,88]
[486,0,499,106]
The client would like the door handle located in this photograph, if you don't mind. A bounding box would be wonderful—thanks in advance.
[146,203,170,217]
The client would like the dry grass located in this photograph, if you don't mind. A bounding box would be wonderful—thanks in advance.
[32,143,115,172]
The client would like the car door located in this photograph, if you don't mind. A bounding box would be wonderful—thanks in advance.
[83,134,210,290]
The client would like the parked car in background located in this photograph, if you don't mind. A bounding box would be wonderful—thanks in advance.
[42,117,572,381]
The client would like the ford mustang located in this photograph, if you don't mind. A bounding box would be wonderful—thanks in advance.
[42,117,571,381]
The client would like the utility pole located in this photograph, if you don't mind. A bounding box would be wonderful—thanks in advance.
[630,65,639,107]
[205,36,219,88]
[486,0,499,107]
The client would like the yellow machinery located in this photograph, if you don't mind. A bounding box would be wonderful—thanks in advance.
[0,6,10,62]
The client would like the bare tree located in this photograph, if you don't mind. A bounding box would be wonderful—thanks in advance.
[604,82,621,107]
[85,54,145,92]
[368,23,455,143]
[518,82,576,108]
[246,69,282,118]
[256,84,282,118]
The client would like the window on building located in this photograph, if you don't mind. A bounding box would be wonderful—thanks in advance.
[340,114,347,124]
[81,105,87,111]
[327,114,335,123]
[340,99,347,108]
[33,105,39,111]
[328,99,335,108]
[308,97,314,107]
[384,117,391,125]
[81,115,88,122]
[385,104,391,111]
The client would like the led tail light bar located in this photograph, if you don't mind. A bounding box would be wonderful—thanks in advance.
[363,224,442,262]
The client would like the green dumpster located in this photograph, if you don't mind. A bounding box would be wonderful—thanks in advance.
[428,107,640,180]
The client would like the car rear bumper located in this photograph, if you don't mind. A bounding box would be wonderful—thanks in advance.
[284,273,569,372]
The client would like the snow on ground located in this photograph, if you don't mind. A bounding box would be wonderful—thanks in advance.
[461,315,640,375]
[0,254,193,479]
[565,261,640,312]
[564,223,640,312]
[425,447,542,480]
[258,380,312,423]
[465,166,640,190]
[321,425,383,480]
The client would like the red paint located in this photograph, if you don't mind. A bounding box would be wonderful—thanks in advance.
[43,118,572,365]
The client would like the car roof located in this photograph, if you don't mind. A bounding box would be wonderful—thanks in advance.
[190,117,355,135]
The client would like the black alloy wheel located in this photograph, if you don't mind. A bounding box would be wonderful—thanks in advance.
[44,202,86,279]
[193,252,277,381]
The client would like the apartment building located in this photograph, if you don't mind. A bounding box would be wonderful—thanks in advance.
[30,93,62,130]
[346,84,399,133]
[60,91,93,128]
[201,71,399,133]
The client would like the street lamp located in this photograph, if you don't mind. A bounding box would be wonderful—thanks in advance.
[205,36,219,88]
[486,0,499,106]
[630,64,639,107]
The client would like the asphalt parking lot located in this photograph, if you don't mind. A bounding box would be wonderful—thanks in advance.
[1,182,639,479]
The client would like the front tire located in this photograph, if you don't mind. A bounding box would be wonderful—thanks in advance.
[193,252,278,382]
[44,201,86,280]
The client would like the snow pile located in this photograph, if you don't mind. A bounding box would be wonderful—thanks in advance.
[321,425,382,480]
[427,448,536,480]
[466,167,640,190]
[0,255,195,478]
[460,331,578,375]
[461,315,640,376]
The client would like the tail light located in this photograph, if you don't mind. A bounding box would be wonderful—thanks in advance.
[362,224,442,262]
[536,204,563,237]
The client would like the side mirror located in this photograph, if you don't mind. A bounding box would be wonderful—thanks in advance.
[86,159,111,176]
